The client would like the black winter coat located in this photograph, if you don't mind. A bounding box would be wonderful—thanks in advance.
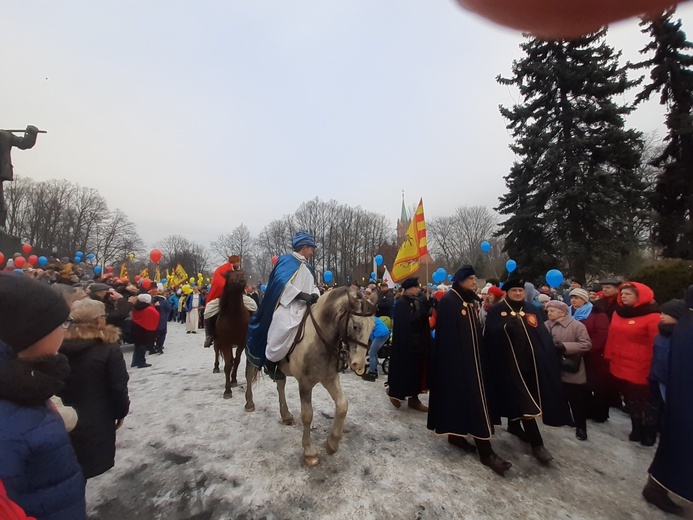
[58,324,130,479]
[387,294,430,400]
[427,287,493,439]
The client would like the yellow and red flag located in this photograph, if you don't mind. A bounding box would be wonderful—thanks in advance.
[139,268,149,280]
[170,263,189,286]
[391,198,428,283]
[119,263,129,281]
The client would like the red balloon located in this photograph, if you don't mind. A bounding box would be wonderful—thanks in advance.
[150,248,162,264]
[107,266,114,272]
[141,278,152,290]
[135,275,141,282]
[21,243,32,254]
[271,255,279,266]
[27,255,38,266]
[0,252,4,264]
[14,256,26,268]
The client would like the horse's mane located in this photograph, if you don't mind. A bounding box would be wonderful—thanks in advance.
[219,270,245,313]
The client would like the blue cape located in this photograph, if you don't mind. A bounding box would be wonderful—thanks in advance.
[246,254,305,368]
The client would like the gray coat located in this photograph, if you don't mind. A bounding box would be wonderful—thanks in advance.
[544,316,592,384]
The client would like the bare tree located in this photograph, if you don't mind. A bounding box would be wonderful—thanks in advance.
[92,209,144,268]
[158,234,211,277]
[210,223,252,265]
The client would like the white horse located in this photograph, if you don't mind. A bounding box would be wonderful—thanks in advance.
[245,287,375,466]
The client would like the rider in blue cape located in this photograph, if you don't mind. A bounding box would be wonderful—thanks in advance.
[246,232,320,380]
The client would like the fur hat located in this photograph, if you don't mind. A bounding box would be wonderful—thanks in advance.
[546,300,570,314]
[401,277,419,290]
[537,294,551,303]
[501,278,525,291]
[71,299,106,323]
[0,274,70,353]
[481,283,492,295]
[451,265,475,283]
[569,288,590,303]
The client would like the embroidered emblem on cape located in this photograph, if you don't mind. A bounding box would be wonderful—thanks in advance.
[526,314,538,327]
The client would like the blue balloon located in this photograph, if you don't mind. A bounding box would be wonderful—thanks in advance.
[371,272,376,279]
[74,256,81,263]
[161,278,168,285]
[38,256,48,266]
[437,268,447,280]
[87,253,95,260]
[447,274,452,281]
[261,284,267,292]
[432,271,444,284]
[506,259,517,273]
[546,269,564,288]
[324,270,333,283]
[94,265,102,275]
[375,254,383,266]
[14,268,24,275]
[481,241,491,253]
[76,251,83,258]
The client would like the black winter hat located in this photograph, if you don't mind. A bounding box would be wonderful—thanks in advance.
[452,265,476,283]
[659,299,688,321]
[501,278,525,291]
[0,274,70,354]
[401,277,419,290]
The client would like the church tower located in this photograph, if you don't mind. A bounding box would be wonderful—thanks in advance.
[396,191,409,245]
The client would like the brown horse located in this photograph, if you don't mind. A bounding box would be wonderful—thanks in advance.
[213,269,249,398]
[244,287,375,466]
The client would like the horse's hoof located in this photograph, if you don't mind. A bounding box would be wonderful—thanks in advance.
[324,441,338,455]
[213,368,220,374]
[304,455,320,466]
[282,416,295,426]
[223,391,233,399]
[244,403,255,412]
[230,381,238,388]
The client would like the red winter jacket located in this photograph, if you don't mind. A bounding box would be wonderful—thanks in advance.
[0,481,35,520]
[604,282,660,385]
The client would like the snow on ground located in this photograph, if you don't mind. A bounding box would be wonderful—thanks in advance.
[86,323,672,520]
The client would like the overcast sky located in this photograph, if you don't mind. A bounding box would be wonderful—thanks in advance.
[3,2,692,249]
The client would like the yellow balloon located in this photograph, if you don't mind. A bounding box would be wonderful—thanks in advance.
[197,273,202,278]
[189,277,195,283]
[128,253,135,260]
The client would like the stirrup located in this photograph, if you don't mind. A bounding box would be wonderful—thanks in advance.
[264,360,286,381]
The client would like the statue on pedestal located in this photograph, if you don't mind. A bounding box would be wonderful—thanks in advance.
[0,125,40,231]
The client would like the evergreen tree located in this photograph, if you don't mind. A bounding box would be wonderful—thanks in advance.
[635,9,693,259]
[496,31,647,282]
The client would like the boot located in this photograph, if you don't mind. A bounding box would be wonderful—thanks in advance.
[362,372,378,382]
[204,335,213,348]
[263,360,286,381]
[480,453,512,476]
[642,476,684,516]
[532,445,554,464]
[507,420,528,442]
[448,435,477,453]
[407,397,428,413]
[629,418,642,442]
[640,424,657,447]
[576,427,588,441]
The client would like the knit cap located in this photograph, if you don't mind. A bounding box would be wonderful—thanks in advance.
[569,288,590,303]
[659,299,687,321]
[0,273,70,353]
[545,300,570,314]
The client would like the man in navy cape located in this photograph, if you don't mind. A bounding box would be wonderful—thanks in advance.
[483,278,571,465]
[246,232,319,380]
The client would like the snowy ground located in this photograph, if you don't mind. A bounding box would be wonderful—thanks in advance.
[86,323,678,520]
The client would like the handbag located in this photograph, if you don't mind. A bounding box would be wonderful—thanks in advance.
[559,353,581,373]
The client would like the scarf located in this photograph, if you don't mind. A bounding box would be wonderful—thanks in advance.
[571,302,593,321]
[0,351,71,407]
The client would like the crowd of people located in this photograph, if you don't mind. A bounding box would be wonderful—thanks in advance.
[0,242,691,518]
[363,268,691,516]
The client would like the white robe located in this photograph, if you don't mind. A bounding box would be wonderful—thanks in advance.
[265,252,319,362]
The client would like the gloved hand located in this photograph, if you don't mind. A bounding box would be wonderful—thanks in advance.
[553,340,566,354]
[296,292,319,305]
[25,125,39,134]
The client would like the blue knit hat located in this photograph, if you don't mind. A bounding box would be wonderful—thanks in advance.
[292,232,316,250]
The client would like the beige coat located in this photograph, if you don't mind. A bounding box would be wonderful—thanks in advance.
[545,316,592,385]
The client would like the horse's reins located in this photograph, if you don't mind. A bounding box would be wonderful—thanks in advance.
[288,295,374,371]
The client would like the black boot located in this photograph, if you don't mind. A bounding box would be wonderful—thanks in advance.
[507,420,528,442]
[264,360,286,381]
[642,476,683,516]
[640,424,657,447]
[629,418,642,442]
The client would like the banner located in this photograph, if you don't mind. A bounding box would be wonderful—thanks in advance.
[139,267,149,280]
[170,263,189,286]
[391,198,428,283]
[155,266,161,282]
[119,263,129,281]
